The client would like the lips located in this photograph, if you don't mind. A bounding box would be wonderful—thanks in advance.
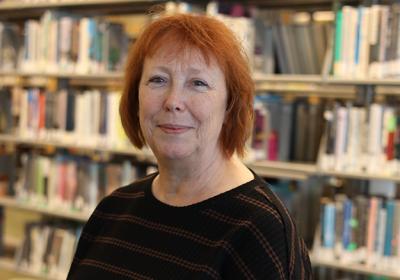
[157,124,192,134]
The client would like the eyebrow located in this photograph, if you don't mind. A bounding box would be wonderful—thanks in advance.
[152,66,204,75]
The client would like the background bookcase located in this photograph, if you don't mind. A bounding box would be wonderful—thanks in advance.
[1,0,400,279]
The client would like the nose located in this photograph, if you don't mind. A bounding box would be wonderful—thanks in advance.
[163,85,185,112]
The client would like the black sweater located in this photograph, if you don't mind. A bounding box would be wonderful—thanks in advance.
[67,173,311,279]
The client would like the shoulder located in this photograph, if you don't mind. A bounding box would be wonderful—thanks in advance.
[235,174,312,279]
[232,175,291,230]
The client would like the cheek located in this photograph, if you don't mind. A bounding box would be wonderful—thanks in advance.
[192,98,226,134]
[139,90,159,121]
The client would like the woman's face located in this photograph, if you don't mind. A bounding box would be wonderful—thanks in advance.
[138,45,227,161]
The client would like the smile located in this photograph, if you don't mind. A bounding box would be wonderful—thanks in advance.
[157,124,192,134]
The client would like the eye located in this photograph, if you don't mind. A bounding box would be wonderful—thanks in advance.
[147,76,167,87]
[191,79,209,91]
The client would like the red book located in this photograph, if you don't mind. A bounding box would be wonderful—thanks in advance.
[267,130,278,161]
[38,91,46,131]
[387,131,395,160]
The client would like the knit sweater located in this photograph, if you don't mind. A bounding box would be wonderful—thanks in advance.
[67,172,312,279]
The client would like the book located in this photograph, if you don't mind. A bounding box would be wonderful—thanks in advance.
[14,151,141,213]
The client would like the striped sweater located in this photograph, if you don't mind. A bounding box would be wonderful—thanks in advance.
[67,172,311,279]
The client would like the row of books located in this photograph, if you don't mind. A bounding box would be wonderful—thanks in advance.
[0,87,130,149]
[15,221,82,280]
[207,3,332,75]
[15,151,156,213]
[0,10,130,73]
[250,95,324,163]
[319,102,400,175]
[333,3,400,78]
[315,192,400,271]
[1,4,333,76]
[254,10,332,75]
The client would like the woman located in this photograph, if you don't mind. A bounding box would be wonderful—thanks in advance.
[68,13,311,279]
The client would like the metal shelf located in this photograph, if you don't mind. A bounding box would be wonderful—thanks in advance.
[0,196,91,222]
[0,257,61,280]
[311,256,400,279]
[0,134,156,162]
[0,70,123,79]
[253,73,400,86]
[0,0,166,19]
[247,160,317,181]
[3,134,400,181]
[319,169,400,182]
[1,71,400,92]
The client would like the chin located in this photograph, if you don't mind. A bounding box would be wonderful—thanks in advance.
[152,144,194,161]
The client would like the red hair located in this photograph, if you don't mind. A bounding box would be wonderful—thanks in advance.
[119,13,254,158]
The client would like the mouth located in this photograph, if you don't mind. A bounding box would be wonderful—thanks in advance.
[157,124,192,134]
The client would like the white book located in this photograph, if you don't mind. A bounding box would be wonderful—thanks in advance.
[377,6,389,78]
[356,7,371,78]
[334,106,348,171]
[91,90,101,145]
[206,1,218,16]
[48,17,58,73]
[346,106,360,171]
[76,17,90,74]
[38,12,47,72]
[58,231,76,278]
[106,93,118,147]
[74,92,84,144]
[59,16,73,72]
[358,108,368,170]
[347,6,358,77]
[368,5,382,78]
[367,103,384,172]
[82,91,92,145]
[341,6,352,77]
[22,20,40,72]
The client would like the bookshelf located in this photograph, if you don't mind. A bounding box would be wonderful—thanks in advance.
[5,131,400,182]
[0,196,90,222]
[0,0,167,20]
[311,255,400,279]
[0,257,59,280]
[0,134,155,161]
[1,0,400,278]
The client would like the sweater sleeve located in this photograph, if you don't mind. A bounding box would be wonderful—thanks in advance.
[219,209,312,280]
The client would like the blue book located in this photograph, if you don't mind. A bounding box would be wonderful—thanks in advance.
[384,200,395,257]
[88,18,97,63]
[342,199,352,250]
[323,202,336,248]
[354,7,362,66]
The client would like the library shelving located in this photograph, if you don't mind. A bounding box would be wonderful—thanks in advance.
[311,255,400,279]
[0,0,167,19]
[1,0,400,279]
[5,132,400,183]
[0,134,155,161]
[0,257,58,280]
[0,196,90,222]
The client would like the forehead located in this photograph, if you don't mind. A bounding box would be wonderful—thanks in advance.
[144,43,221,73]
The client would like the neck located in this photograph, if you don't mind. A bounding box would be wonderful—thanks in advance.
[153,153,254,206]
